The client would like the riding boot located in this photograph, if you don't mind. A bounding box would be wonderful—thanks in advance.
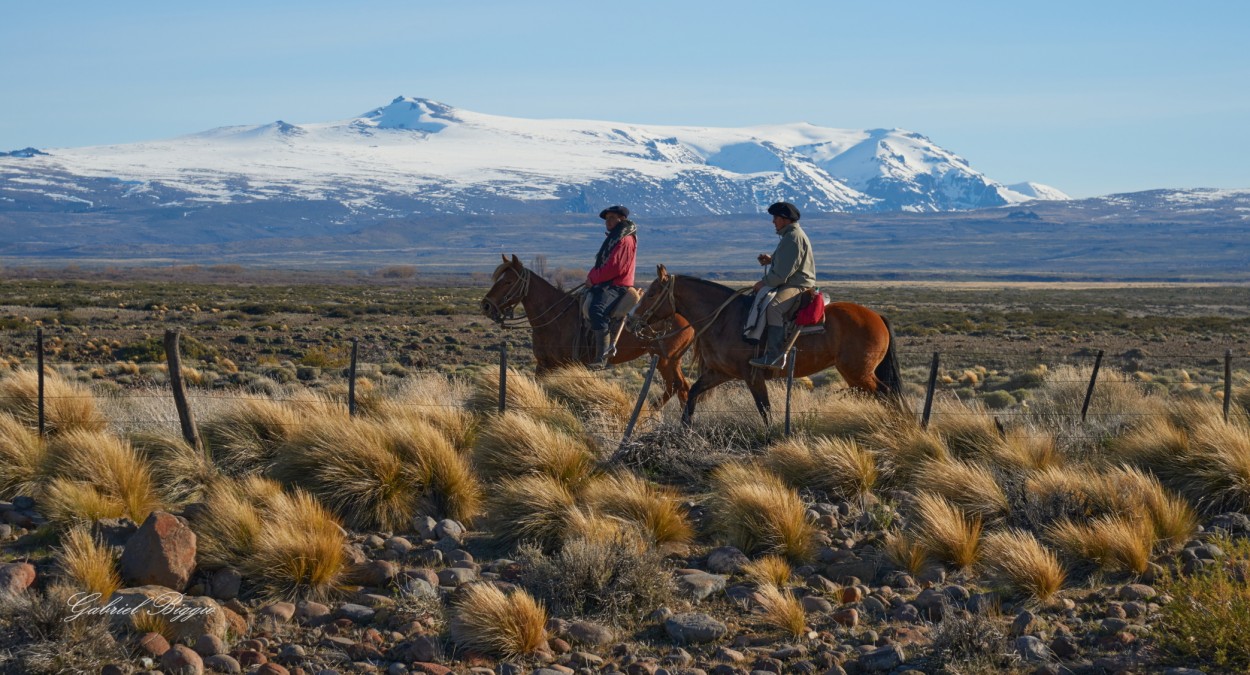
[749,326,788,370]
[589,329,613,370]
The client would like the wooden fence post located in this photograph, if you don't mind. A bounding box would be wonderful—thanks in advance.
[784,347,798,437]
[1081,349,1104,423]
[498,340,508,413]
[921,352,940,430]
[348,337,359,417]
[164,329,203,453]
[1226,349,1234,424]
[619,354,659,450]
[36,327,45,438]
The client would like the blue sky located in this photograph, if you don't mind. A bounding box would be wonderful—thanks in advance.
[2,0,1247,198]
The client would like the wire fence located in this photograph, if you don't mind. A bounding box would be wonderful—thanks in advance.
[0,324,1246,451]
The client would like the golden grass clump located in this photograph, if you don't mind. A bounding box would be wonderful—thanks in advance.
[486,473,582,551]
[245,487,348,600]
[0,369,106,436]
[580,471,692,546]
[472,411,595,487]
[449,583,548,659]
[1178,419,1250,513]
[928,399,1002,459]
[910,492,982,570]
[1097,465,1197,550]
[741,555,793,588]
[200,397,308,476]
[798,391,901,443]
[1048,516,1153,575]
[367,374,477,450]
[753,583,808,638]
[1106,416,1189,471]
[468,368,580,433]
[191,477,270,569]
[0,413,45,499]
[988,428,1062,473]
[129,431,218,506]
[540,364,641,430]
[272,416,481,531]
[1032,364,1162,430]
[912,458,1008,521]
[980,529,1066,602]
[762,436,878,501]
[707,463,815,562]
[869,424,949,483]
[57,525,121,599]
[883,530,930,577]
[40,429,161,525]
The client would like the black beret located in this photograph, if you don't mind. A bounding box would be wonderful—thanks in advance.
[767,202,801,221]
[599,205,630,219]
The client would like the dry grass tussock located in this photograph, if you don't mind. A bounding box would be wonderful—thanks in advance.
[912,458,1008,521]
[910,492,982,570]
[271,415,480,530]
[0,369,106,437]
[449,582,548,659]
[57,525,122,599]
[883,531,931,577]
[191,476,346,599]
[988,428,1062,473]
[366,374,477,450]
[1106,416,1188,471]
[1176,418,1250,513]
[762,436,878,501]
[707,463,815,562]
[40,429,161,525]
[0,413,45,499]
[1030,364,1162,433]
[1166,397,1245,433]
[796,390,902,443]
[868,424,948,483]
[130,430,218,506]
[980,529,1065,602]
[540,364,642,432]
[741,555,793,588]
[1096,465,1197,550]
[928,398,1002,459]
[485,473,583,551]
[519,533,675,624]
[200,396,314,476]
[468,368,580,433]
[580,471,692,546]
[753,583,808,638]
[473,411,596,487]
[1048,516,1153,575]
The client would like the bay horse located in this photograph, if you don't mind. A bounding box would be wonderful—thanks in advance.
[480,255,694,407]
[627,265,902,424]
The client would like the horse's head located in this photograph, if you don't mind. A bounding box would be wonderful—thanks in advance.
[627,264,677,337]
[481,254,530,323]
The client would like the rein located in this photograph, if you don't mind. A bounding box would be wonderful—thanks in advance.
[488,267,583,330]
[632,275,750,344]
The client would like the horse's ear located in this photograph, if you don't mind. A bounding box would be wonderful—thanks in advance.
[501,254,508,264]
[657,264,667,278]
[510,254,521,267]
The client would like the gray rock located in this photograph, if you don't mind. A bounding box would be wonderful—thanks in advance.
[385,536,415,554]
[860,596,888,618]
[92,517,139,548]
[857,644,904,671]
[296,600,331,625]
[1119,583,1157,601]
[706,546,750,574]
[413,515,439,539]
[800,596,832,613]
[194,634,226,658]
[259,601,296,623]
[437,567,476,586]
[402,577,438,601]
[665,613,728,644]
[567,620,615,645]
[678,572,728,601]
[1163,669,1208,675]
[391,635,440,662]
[1015,635,1049,663]
[208,567,242,600]
[204,654,241,674]
[334,603,376,623]
[1208,512,1250,535]
[433,536,462,553]
[435,518,465,541]
[1011,610,1036,636]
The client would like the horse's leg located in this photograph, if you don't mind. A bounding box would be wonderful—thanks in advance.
[655,358,690,408]
[745,371,772,426]
[682,371,730,426]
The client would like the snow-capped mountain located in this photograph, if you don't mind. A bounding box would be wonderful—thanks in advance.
[0,96,1064,222]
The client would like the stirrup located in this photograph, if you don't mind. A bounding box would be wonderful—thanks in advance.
[749,353,786,370]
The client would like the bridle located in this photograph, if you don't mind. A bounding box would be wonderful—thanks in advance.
[483,266,583,330]
[629,274,751,343]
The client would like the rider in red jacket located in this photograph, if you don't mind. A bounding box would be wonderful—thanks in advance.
[586,205,637,368]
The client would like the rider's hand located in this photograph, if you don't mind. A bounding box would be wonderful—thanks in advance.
[752,280,765,293]
[757,253,772,266]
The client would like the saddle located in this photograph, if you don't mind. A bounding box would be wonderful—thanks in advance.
[579,286,644,322]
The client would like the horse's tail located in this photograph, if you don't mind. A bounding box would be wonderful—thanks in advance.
[874,316,904,405]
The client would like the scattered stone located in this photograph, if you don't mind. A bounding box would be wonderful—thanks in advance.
[1015,636,1049,663]
[256,664,290,675]
[1119,584,1157,601]
[831,608,858,628]
[235,650,267,667]
[713,647,745,663]
[434,519,465,541]
[1162,669,1208,675]
[195,634,226,658]
[860,596,887,618]
[839,586,862,604]
[92,517,139,547]
[260,602,296,623]
[276,644,306,666]
[363,534,386,549]
[119,511,197,591]
[385,536,415,554]
[204,655,243,675]
[1012,610,1037,636]
[208,567,242,600]
[137,631,171,657]
[296,600,331,625]
[706,546,751,574]
[168,596,228,642]
[801,596,832,614]
[413,547,444,566]
[665,613,728,644]
[413,516,439,539]
[392,634,440,662]
[0,562,35,599]
[857,644,904,671]
[334,603,376,624]
[567,620,615,645]
[678,571,728,601]
[1208,512,1250,535]
[570,651,605,668]
[161,644,204,675]
[436,567,476,586]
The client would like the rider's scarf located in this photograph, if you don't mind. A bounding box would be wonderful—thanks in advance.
[593,219,638,270]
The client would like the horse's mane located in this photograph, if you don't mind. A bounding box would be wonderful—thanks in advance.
[674,275,738,297]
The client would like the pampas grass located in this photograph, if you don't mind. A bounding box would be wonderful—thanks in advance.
[762,436,878,501]
[449,583,548,658]
[1048,516,1153,575]
[0,369,106,436]
[989,428,1062,473]
[191,477,269,569]
[707,463,815,562]
[0,413,44,499]
[367,375,477,450]
[753,584,807,638]
[472,411,595,486]
[57,525,121,599]
[40,430,161,525]
[911,492,982,570]
[981,529,1065,602]
[580,471,692,546]
[913,458,1008,521]
[929,399,1001,459]
[870,424,949,483]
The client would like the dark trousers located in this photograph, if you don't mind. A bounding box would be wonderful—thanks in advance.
[587,284,627,331]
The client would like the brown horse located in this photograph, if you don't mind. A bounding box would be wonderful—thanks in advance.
[480,255,695,407]
[627,265,902,424]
